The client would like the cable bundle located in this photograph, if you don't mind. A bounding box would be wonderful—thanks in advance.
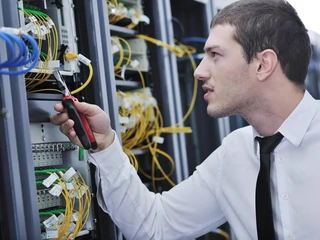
[18,4,60,92]
[0,27,39,75]
[107,0,145,29]
[112,35,197,191]
[37,168,91,240]
[27,52,93,95]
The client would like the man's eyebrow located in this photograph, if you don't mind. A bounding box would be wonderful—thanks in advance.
[203,45,221,53]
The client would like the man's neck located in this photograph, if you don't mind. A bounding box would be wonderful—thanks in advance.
[243,88,305,136]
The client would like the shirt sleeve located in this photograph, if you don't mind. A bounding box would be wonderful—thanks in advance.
[89,132,226,240]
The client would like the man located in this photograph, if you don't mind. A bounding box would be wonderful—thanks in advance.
[51,0,320,239]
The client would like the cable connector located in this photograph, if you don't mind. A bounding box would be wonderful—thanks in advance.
[65,52,78,61]
[65,53,91,66]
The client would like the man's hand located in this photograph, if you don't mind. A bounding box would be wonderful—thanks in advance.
[50,101,115,152]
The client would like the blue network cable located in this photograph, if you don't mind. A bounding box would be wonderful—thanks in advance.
[182,36,207,60]
[181,36,207,44]
[0,27,39,75]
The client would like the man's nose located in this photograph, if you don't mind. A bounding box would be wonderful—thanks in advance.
[194,60,209,81]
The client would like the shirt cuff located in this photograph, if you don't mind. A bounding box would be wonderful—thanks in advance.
[88,130,127,175]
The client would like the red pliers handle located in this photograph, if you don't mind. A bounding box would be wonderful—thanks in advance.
[62,96,98,150]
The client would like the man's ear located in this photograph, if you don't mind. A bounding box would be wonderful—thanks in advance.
[255,49,278,82]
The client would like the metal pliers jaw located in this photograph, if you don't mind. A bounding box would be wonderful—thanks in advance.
[52,70,71,96]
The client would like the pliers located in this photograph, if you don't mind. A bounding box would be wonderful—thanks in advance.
[53,70,97,150]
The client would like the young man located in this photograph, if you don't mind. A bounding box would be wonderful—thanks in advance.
[51,0,320,239]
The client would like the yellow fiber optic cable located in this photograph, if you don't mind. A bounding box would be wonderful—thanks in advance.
[125,11,140,29]
[71,63,93,95]
[134,35,198,129]
[172,42,198,126]
[114,36,132,72]
[27,88,61,94]
[64,52,93,95]
[117,58,177,188]
[111,37,124,70]
[136,34,185,58]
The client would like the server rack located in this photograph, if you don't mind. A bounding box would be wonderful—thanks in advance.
[0,0,238,239]
[0,0,120,239]
[0,0,41,239]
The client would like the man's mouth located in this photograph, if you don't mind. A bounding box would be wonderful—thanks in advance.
[202,85,214,100]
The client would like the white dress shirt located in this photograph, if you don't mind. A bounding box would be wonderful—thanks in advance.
[89,91,320,240]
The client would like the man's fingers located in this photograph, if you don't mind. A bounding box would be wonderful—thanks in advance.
[50,103,68,125]
[59,119,75,135]
[50,112,69,125]
[53,103,64,112]
[74,101,101,117]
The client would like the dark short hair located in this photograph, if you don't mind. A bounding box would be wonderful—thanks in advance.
[211,0,311,88]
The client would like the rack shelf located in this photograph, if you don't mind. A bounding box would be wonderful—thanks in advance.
[110,24,137,37]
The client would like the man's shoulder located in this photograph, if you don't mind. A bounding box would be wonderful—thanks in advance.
[218,126,254,158]
[226,125,252,138]
[222,126,253,146]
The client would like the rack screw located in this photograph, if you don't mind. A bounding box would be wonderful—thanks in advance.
[0,108,9,118]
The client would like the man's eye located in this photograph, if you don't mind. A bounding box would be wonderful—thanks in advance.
[211,52,218,58]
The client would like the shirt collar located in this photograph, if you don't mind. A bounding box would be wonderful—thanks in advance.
[252,91,318,147]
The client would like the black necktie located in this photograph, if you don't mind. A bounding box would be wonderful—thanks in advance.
[255,132,283,240]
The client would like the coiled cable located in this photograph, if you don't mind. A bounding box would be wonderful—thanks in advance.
[0,27,39,75]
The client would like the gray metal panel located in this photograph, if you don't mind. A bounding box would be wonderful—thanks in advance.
[0,0,42,239]
[83,0,121,141]
[162,0,190,181]
[0,56,28,240]
[151,0,183,182]
[82,1,120,239]
[9,78,42,240]
[206,0,215,28]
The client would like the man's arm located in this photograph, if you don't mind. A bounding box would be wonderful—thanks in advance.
[51,102,226,239]
[89,133,226,240]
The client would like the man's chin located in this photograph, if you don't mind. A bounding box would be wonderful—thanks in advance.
[207,107,231,119]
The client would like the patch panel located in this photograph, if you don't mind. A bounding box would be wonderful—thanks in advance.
[37,189,64,210]
[32,142,76,167]
[17,0,80,74]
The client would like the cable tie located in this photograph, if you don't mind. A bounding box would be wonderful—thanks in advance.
[45,229,59,239]
[119,116,130,124]
[43,173,59,188]
[140,15,150,24]
[66,182,74,190]
[112,44,120,54]
[75,185,89,199]
[0,27,21,35]
[119,125,127,133]
[63,167,76,181]
[77,54,91,66]
[121,65,127,79]
[152,136,165,144]
[57,213,64,224]
[130,59,139,68]
[49,184,62,196]
[29,15,38,23]
[72,212,79,222]
[43,215,59,229]
[69,222,76,232]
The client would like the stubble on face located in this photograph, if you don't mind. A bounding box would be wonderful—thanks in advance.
[206,62,256,119]
[199,24,260,119]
